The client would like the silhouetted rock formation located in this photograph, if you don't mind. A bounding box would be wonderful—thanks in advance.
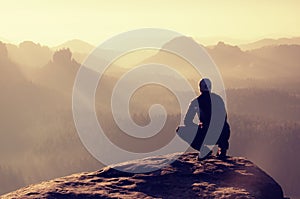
[5,41,53,68]
[32,48,80,95]
[1,152,285,199]
[52,48,72,64]
[0,42,26,84]
[0,41,8,59]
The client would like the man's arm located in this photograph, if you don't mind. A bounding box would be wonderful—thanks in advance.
[184,99,197,126]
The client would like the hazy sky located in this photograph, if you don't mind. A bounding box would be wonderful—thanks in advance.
[1,0,300,46]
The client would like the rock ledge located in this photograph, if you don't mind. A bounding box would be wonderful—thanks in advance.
[1,152,285,199]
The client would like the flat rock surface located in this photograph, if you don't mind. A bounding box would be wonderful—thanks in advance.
[1,152,285,199]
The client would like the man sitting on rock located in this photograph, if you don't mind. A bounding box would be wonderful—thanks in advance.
[182,78,230,160]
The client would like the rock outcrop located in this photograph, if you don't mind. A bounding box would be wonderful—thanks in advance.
[1,152,285,199]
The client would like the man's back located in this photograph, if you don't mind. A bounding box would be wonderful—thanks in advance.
[184,91,227,128]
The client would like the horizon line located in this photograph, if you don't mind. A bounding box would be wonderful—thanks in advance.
[1,35,300,48]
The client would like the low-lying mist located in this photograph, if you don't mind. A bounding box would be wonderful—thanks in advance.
[0,39,299,197]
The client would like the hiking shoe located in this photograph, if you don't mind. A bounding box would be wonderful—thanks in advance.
[216,152,227,160]
[197,151,212,161]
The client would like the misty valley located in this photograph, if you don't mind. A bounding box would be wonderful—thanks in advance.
[0,38,300,198]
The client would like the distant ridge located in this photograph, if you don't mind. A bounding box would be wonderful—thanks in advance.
[2,36,300,54]
[239,37,300,50]
[52,39,95,54]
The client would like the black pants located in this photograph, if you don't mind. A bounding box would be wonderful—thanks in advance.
[191,122,230,151]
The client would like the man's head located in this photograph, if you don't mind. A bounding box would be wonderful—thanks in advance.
[199,78,212,92]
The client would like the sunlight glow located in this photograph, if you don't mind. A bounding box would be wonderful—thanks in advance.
[0,0,299,46]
